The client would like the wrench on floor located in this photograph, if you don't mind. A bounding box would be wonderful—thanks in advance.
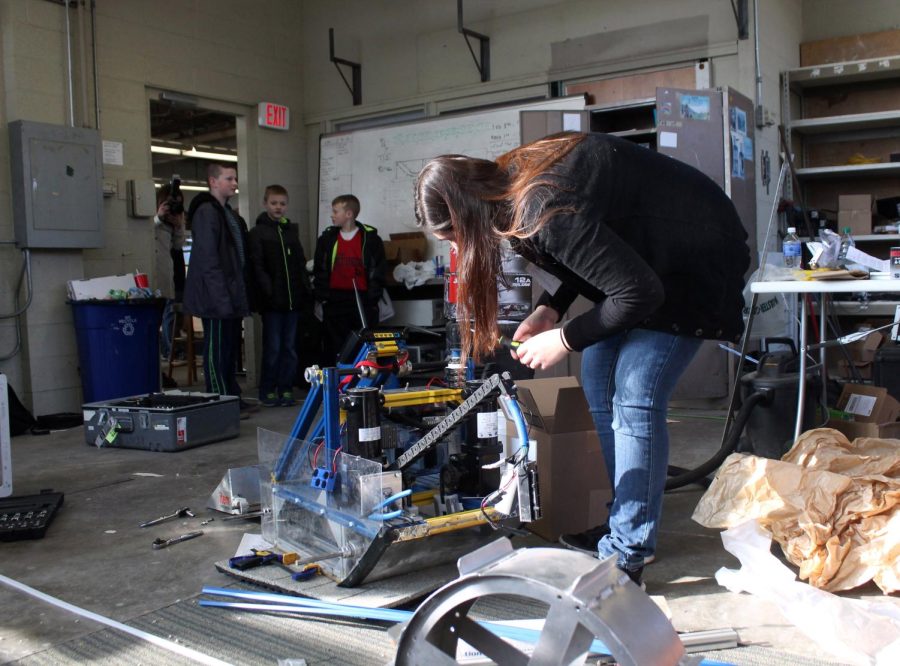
[139,506,194,528]
[152,531,203,549]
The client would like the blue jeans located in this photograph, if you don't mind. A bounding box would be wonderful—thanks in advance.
[581,328,702,572]
[259,310,300,398]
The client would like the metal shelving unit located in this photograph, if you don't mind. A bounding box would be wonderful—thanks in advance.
[795,162,900,179]
[782,55,900,322]
[782,54,900,190]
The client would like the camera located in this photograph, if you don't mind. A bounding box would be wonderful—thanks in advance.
[167,174,184,215]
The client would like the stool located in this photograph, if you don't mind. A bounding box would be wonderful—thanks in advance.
[166,305,203,386]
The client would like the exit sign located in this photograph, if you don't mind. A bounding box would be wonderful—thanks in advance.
[258,102,290,131]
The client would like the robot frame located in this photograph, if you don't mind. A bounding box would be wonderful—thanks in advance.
[259,326,540,587]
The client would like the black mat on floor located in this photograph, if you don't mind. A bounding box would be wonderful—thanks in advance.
[12,587,851,666]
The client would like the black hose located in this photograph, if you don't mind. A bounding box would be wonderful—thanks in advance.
[666,465,711,489]
[665,389,770,490]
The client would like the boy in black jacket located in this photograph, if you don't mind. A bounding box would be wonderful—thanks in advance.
[184,163,254,411]
[248,185,312,406]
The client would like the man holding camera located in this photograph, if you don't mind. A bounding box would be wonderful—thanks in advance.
[154,180,186,372]
[184,163,256,414]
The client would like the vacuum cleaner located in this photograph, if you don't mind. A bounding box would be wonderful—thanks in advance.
[666,338,821,490]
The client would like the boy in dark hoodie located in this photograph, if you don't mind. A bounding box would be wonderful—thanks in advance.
[184,163,255,414]
[247,185,312,406]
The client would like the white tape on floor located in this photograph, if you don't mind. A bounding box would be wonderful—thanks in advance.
[0,573,231,666]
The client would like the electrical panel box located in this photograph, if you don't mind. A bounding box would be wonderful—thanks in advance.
[9,120,104,249]
[127,179,158,218]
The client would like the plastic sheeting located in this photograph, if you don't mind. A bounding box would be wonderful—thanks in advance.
[714,521,900,666]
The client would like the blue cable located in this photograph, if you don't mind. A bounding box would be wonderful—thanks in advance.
[504,395,530,457]
[367,509,402,521]
[370,488,411,512]
[367,488,412,520]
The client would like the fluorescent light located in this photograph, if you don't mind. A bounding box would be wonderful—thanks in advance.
[153,183,239,193]
[158,91,198,107]
[151,145,239,162]
[182,148,238,162]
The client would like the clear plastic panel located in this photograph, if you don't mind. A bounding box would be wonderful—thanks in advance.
[257,428,384,581]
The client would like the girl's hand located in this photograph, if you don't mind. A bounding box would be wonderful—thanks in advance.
[514,328,570,370]
[513,305,559,342]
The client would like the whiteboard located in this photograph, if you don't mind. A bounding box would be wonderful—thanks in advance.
[317,96,587,248]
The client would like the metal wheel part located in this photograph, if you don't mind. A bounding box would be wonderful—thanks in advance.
[394,538,690,666]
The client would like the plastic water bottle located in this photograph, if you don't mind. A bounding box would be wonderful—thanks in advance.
[838,226,855,266]
[782,227,801,269]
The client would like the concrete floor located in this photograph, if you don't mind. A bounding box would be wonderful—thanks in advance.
[0,374,893,664]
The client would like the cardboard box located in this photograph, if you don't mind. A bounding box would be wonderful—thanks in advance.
[838,194,873,212]
[837,210,872,237]
[505,377,611,541]
[826,383,900,440]
[383,232,427,264]
[828,329,884,380]
[67,274,137,301]
[837,194,873,236]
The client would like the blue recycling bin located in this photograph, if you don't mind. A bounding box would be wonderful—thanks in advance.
[70,299,165,403]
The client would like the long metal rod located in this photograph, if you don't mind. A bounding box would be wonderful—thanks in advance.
[795,296,808,442]
[77,0,89,127]
[757,160,789,281]
[63,0,75,126]
[90,0,100,129]
[719,160,789,448]
[753,0,763,122]
[820,294,827,413]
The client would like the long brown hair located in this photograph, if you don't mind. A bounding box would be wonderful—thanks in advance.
[414,132,586,362]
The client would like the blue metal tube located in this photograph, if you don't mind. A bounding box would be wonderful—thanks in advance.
[273,486,379,540]
[200,592,617,655]
[199,599,405,622]
[199,592,733,665]
[323,367,341,453]
[274,384,323,481]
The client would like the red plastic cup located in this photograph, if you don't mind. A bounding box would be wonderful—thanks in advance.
[134,273,149,288]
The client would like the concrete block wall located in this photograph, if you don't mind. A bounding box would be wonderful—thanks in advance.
[3,0,900,414]
[296,0,778,251]
[0,0,306,413]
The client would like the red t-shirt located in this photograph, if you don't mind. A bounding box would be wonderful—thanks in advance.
[329,231,368,292]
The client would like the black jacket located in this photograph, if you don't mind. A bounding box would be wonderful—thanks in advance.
[183,193,251,319]
[247,213,312,312]
[511,133,750,351]
[313,221,386,306]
